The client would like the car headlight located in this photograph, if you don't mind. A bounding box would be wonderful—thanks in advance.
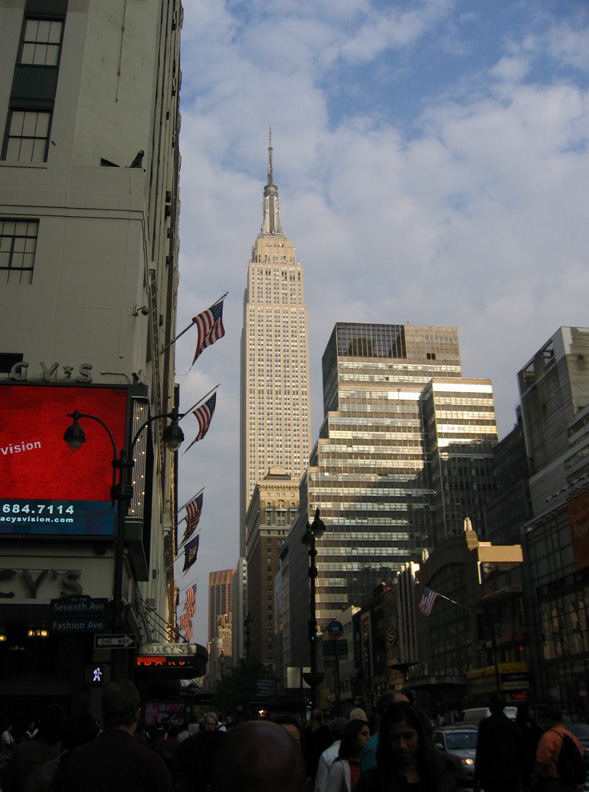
[461,758,475,766]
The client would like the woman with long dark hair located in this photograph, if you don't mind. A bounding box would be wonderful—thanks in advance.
[327,719,371,792]
[356,702,455,792]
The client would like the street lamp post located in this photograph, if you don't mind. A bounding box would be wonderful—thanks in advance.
[63,406,184,678]
[302,508,326,712]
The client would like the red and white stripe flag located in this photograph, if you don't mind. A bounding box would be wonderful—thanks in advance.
[192,299,225,364]
[184,584,197,618]
[180,494,203,545]
[419,587,438,616]
[185,393,217,452]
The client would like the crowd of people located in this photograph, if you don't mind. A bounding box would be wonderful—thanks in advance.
[0,684,586,792]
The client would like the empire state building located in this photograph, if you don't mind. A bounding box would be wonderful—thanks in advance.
[239,132,311,557]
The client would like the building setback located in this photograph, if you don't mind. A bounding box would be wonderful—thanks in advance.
[287,323,499,667]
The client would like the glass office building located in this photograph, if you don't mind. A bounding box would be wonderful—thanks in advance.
[287,323,498,666]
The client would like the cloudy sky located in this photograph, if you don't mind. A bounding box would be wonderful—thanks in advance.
[173,0,589,644]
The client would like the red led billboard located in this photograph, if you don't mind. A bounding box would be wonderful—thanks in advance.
[0,384,128,537]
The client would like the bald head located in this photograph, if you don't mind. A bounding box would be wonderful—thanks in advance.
[213,721,309,792]
[376,690,409,716]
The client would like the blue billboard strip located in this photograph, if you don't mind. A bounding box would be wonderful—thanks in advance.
[0,499,116,538]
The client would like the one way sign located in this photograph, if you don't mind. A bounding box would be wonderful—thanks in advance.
[94,634,136,650]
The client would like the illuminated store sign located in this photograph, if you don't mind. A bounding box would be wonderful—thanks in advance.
[0,384,128,538]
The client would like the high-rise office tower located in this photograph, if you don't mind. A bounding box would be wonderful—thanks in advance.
[287,323,498,666]
[239,133,311,555]
[208,569,235,644]
[517,327,589,513]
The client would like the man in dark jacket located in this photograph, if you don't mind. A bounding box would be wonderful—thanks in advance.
[474,693,523,792]
[61,680,172,792]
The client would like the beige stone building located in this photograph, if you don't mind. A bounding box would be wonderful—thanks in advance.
[245,465,299,668]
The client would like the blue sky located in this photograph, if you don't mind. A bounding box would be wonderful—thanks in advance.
[173,0,589,645]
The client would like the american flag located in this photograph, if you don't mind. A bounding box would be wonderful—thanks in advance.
[182,534,200,574]
[185,393,217,451]
[192,300,225,364]
[180,493,203,545]
[185,584,197,618]
[419,587,438,617]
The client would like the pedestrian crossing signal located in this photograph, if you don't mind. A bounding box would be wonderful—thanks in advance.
[86,663,109,687]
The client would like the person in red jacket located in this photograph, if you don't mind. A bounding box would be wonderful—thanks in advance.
[535,705,584,792]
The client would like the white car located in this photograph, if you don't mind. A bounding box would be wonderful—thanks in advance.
[433,726,479,786]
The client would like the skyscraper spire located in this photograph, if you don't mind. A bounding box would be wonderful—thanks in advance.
[267,126,274,185]
[262,126,283,236]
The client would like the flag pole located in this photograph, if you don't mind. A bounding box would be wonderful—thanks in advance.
[177,579,198,594]
[429,589,469,611]
[177,487,205,516]
[179,385,220,419]
[161,320,195,354]
[176,531,201,557]
[161,292,228,354]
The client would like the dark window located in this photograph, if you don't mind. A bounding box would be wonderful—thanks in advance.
[0,353,23,373]
[0,219,38,283]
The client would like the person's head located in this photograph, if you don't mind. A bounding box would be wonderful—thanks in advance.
[349,708,368,722]
[37,704,66,745]
[309,710,325,729]
[376,690,409,718]
[213,721,310,792]
[488,692,506,716]
[61,712,99,751]
[338,719,371,760]
[376,702,439,778]
[544,705,563,726]
[330,717,349,741]
[101,680,141,731]
[515,702,534,726]
[203,712,219,731]
[271,715,302,748]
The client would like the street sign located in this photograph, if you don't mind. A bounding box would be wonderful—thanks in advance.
[50,617,107,633]
[255,678,277,697]
[94,634,136,650]
[323,639,348,659]
[327,620,344,639]
[51,596,108,616]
